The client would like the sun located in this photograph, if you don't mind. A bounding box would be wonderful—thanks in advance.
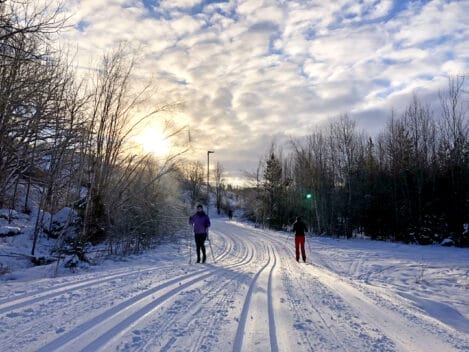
[134,128,170,156]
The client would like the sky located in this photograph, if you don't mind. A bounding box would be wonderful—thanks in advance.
[60,0,469,185]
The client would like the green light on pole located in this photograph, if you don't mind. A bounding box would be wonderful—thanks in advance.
[306,193,313,231]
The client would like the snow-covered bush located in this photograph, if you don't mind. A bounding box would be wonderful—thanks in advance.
[0,209,18,221]
[0,226,21,237]
[452,224,469,248]
[441,238,455,247]
[0,264,11,275]
[45,207,80,239]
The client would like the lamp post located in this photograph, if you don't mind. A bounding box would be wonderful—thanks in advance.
[306,192,313,232]
[207,150,215,215]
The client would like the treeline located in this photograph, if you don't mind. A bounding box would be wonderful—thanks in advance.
[245,79,469,247]
[178,159,230,215]
[1,1,186,256]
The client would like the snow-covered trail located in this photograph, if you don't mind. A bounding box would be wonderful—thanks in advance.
[0,219,467,351]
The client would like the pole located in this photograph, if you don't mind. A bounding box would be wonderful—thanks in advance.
[307,232,313,263]
[188,228,192,264]
[207,230,216,263]
[306,193,313,235]
[284,229,292,244]
[207,150,214,216]
[207,150,215,262]
[307,196,313,263]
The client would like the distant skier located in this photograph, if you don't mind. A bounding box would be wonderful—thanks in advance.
[189,204,211,263]
[293,216,308,262]
[228,209,233,220]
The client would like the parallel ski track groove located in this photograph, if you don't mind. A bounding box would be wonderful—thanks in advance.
[37,230,256,352]
[232,243,274,352]
[267,246,279,352]
[135,229,254,352]
[108,231,257,352]
[0,266,178,314]
[1,226,233,317]
[248,226,351,351]
[2,219,463,352]
[209,229,234,263]
[188,230,261,352]
[185,259,256,351]
[35,268,214,352]
[79,272,215,352]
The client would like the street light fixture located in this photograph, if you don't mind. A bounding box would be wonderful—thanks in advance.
[306,192,313,232]
[207,150,215,215]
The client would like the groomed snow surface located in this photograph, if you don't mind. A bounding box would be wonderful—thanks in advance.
[1,218,468,351]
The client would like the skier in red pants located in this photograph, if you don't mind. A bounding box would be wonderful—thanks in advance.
[293,216,308,262]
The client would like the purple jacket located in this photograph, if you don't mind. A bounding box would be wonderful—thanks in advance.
[189,211,211,234]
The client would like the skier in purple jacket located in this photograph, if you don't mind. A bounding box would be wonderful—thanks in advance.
[189,204,211,263]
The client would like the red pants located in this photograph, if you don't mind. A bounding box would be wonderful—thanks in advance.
[295,236,306,262]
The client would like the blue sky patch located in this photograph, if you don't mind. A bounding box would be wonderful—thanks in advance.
[373,79,391,87]
[75,20,89,32]
[190,0,229,15]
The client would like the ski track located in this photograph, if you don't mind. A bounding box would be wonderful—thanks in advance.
[1,219,467,352]
[114,227,259,352]
[35,230,243,352]
[0,264,188,315]
[232,244,274,352]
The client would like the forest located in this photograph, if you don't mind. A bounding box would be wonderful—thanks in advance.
[243,87,469,247]
[0,1,192,258]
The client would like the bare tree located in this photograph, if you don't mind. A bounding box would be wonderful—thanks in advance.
[80,45,178,245]
[437,76,469,236]
[291,131,331,234]
[0,1,66,45]
[328,114,362,237]
[214,161,225,214]
[179,160,205,206]
[0,0,67,208]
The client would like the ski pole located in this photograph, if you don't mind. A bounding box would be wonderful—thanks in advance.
[207,231,216,263]
[188,229,192,264]
[282,230,291,258]
[284,230,292,244]
[307,232,313,262]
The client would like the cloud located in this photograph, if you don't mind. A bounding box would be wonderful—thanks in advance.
[60,0,469,184]
[171,15,204,37]
[393,0,469,48]
[159,0,201,11]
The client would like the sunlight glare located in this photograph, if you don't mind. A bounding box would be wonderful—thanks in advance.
[135,128,170,156]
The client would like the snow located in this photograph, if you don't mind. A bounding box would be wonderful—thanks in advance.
[0,226,21,236]
[1,217,468,351]
[0,209,18,219]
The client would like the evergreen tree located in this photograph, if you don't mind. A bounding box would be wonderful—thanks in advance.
[263,148,283,229]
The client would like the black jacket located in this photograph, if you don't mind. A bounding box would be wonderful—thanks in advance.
[293,220,307,236]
